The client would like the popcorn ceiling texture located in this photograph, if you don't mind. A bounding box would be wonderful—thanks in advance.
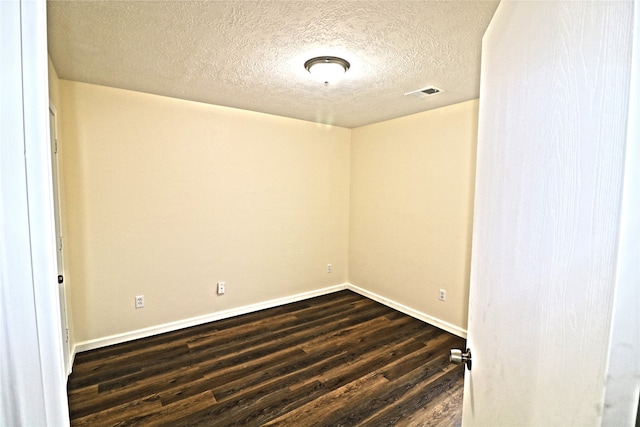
[47,1,499,128]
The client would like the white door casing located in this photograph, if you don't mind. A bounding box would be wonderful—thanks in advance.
[0,0,70,424]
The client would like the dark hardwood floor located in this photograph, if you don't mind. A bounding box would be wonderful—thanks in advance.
[68,290,466,426]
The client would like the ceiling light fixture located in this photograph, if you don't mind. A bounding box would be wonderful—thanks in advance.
[304,56,350,86]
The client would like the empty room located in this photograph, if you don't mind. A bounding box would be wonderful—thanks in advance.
[2,0,638,426]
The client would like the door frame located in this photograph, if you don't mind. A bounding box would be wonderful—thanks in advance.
[0,0,69,424]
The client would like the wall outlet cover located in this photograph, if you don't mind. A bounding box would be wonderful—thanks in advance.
[135,295,144,308]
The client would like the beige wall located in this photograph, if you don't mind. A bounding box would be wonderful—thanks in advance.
[56,77,478,346]
[59,81,351,343]
[349,100,478,331]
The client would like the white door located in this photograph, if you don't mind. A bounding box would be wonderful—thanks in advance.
[49,105,70,375]
[460,1,638,425]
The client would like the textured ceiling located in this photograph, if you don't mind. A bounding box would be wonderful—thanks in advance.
[47,1,499,128]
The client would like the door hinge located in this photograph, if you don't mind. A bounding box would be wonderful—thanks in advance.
[59,236,63,252]
[54,138,59,154]
[65,328,69,343]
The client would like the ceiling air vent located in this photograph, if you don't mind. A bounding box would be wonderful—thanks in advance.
[404,86,443,98]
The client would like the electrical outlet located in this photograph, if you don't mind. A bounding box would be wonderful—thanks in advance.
[135,295,144,309]
[217,282,225,295]
[438,289,446,302]
[327,264,332,273]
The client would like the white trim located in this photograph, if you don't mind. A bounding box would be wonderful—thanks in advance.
[0,0,69,424]
[346,284,467,339]
[74,282,467,353]
[75,284,348,352]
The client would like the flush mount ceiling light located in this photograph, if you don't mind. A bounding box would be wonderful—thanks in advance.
[304,56,350,85]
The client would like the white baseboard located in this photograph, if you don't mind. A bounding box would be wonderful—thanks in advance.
[74,284,348,353]
[73,282,466,354]
[346,283,467,339]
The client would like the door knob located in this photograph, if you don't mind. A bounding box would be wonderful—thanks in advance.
[450,348,472,370]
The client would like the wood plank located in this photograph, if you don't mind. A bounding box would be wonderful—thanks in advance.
[359,365,464,426]
[263,372,390,426]
[395,377,465,427]
[69,365,204,419]
[130,391,218,427]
